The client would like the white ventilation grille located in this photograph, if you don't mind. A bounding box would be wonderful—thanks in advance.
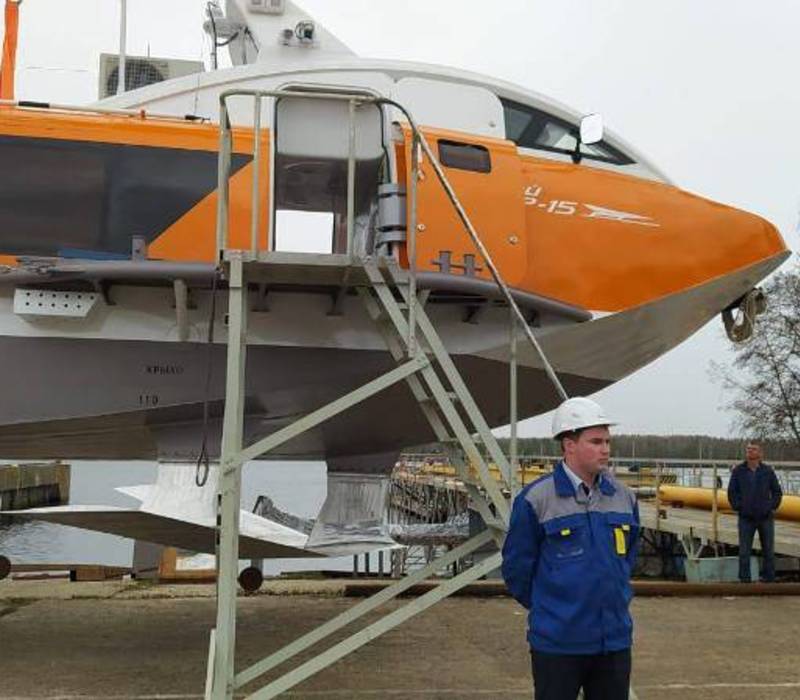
[98,54,204,99]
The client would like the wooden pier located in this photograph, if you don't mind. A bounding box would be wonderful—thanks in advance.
[640,501,800,558]
[392,458,800,573]
[0,461,70,516]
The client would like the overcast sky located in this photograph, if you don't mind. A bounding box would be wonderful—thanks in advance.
[3,0,799,438]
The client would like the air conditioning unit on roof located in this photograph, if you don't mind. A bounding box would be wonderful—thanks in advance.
[98,54,204,100]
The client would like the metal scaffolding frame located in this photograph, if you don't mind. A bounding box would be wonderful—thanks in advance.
[205,87,569,699]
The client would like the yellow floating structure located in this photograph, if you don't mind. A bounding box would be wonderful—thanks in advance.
[405,460,674,489]
[658,485,800,523]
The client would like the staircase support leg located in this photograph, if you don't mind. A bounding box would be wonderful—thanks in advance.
[209,253,248,700]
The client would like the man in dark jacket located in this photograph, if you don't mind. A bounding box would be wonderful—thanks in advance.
[727,441,783,582]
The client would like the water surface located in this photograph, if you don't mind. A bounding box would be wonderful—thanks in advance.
[0,460,361,575]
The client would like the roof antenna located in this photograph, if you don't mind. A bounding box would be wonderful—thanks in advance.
[117,0,127,95]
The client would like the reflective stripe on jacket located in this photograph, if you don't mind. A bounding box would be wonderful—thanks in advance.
[501,461,640,655]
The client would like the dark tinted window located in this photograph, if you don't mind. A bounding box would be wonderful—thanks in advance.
[438,140,491,173]
[501,98,634,165]
[0,135,250,256]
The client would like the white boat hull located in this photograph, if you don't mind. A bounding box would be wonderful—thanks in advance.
[0,253,785,472]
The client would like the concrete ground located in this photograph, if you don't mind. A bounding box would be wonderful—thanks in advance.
[0,580,798,699]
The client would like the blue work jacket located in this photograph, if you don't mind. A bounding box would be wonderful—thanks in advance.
[501,462,640,655]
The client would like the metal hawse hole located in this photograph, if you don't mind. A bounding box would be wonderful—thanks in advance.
[437,140,492,173]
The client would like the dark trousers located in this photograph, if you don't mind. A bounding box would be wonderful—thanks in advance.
[738,515,775,582]
[530,648,631,700]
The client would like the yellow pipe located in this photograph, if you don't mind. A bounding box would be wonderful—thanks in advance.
[658,484,800,523]
[417,461,671,489]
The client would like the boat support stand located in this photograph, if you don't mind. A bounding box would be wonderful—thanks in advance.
[204,87,591,699]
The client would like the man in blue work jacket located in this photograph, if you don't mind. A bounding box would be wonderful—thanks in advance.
[502,397,639,700]
[727,441,782,582]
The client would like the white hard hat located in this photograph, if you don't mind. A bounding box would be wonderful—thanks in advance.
[551,397,617,439]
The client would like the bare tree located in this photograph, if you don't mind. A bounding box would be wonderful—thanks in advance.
[716,262,800,447]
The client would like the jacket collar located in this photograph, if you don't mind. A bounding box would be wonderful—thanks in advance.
[554,461,616,498]
[738,461,768,472]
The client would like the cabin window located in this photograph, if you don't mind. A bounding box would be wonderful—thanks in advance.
[438,140,491,173]
[500,98,634,165]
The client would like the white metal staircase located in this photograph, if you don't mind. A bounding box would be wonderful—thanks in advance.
[205,86,569,699]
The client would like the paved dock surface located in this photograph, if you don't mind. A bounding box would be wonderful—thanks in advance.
[1,580,799,699]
